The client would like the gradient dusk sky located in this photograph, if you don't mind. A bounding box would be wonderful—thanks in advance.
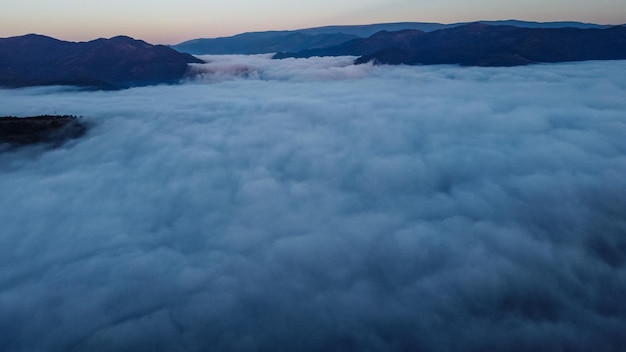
[2,0,626,44]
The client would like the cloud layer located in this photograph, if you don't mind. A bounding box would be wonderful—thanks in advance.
[1,57,626,351]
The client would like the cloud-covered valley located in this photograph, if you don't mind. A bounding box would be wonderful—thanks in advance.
[1,57,626,351]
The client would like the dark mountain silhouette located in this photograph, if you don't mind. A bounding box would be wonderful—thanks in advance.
[273,29,426,59]
[355,23,626,66]
[173,20,615,55]
[475,20,615,30]
[0,34,204,89]
[273,23,626,66]
[297,20,614,36]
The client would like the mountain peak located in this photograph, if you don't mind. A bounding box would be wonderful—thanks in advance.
[107,35,149,44]
[0,34,203,89]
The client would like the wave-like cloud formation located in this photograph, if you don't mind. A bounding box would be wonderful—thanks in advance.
[1,57,626,351]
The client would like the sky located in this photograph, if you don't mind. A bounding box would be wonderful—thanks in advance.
[1,57,626,351]
[1,0,626,44]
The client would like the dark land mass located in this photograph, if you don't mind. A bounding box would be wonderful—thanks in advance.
[356,24,626,66]
[273,23,626,67]
[0,35,204,89]
[0,115,87,147]
[273,29,426,59]
[173,20,615,55]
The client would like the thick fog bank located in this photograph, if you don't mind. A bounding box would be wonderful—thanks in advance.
[1,58,626,351]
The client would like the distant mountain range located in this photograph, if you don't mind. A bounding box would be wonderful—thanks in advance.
[172,20,618,55]
[1,20,625,89]
[0,35,203,89]
[273,23,626,66]
[173,32,360,55]
[353,24,626,66]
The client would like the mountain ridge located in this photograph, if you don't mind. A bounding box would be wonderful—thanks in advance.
[271,23,626,66]
[172,20,620,55]
[354,23,626,66]
[0,34,204,89]
[173,32,359,55]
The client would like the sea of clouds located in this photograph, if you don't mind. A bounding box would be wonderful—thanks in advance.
[1,56,626,351]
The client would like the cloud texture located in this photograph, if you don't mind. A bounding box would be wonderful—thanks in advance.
[1,57,626,351]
